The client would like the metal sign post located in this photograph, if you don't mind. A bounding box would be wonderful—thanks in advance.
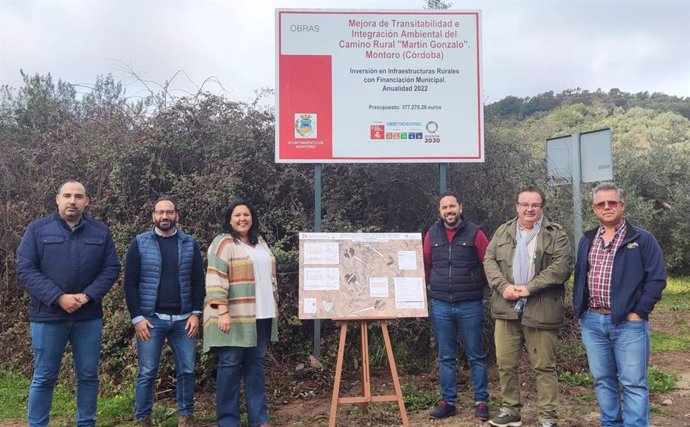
[547,129,613,252]
[570,133,583,245]
[439,163,447,194]
[314,164,322,357]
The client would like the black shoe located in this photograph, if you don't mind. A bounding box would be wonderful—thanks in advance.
[475,402,490,421]
[430,401,457,419]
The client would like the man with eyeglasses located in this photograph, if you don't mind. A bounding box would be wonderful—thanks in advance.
[484,186,573,427]
[573,182,666,426]
[124,197,205,427]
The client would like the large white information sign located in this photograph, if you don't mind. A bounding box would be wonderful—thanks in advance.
[276,9,484,163]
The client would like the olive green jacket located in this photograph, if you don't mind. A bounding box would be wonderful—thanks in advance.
[484,216,573,329]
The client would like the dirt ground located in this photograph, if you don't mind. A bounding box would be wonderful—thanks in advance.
[1,309,687,426]
[267,355,689,426]
[267,308,690,427]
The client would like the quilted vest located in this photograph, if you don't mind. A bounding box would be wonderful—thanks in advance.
[135,229,195,315]
[428,219,484,302]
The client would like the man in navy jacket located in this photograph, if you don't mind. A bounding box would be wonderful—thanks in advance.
[124,197,205,427]
[573,182,666,427]
[17,180,121,427]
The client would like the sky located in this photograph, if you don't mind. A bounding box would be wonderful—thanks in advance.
[1,0,688,105]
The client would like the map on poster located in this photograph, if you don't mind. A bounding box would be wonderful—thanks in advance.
[276,9,483,163]
[298,232,428,319]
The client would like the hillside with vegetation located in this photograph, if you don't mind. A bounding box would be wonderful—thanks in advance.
[0,73,688,425]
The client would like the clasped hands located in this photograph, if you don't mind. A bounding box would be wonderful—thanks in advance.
[57,293,90,313]
[501,284,530,301]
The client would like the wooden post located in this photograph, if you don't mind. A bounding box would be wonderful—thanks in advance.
[328,318,409,427]
[380,321,408,425]
[359,320,370,414]
[328,320,349,427]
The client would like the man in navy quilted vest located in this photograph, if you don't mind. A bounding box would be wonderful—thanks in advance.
[424,191,491,422]
[124,197,205,427]
[17,180,121,427]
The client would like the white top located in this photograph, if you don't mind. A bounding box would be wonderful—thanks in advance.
[242,242,276,319]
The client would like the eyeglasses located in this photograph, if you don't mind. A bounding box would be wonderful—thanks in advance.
[516,202,542,209]
[154,209,176,215]
[593,200,621,210]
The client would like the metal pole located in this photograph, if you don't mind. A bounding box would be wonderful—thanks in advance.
[439,163,447,193]
[571,133,583,251]
[313,164,322,358]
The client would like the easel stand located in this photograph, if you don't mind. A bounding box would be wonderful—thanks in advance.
[328,318,409,427]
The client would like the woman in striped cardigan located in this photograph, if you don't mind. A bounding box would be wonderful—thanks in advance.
[203,199,278,427]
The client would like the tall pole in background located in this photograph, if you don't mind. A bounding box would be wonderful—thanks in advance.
[570,133,583,247]
[432,0,451,198]
[439,163,447,194]
[313,164,322,357]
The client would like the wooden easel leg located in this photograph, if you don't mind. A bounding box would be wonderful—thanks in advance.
[329,322,349,427]
[381,322,409,427]
[360,320,371,415]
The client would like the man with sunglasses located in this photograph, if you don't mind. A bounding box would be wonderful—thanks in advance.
[124,197,205,427]
[573,182,666,426]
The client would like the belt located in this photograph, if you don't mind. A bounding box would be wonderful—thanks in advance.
[589,307,611,315]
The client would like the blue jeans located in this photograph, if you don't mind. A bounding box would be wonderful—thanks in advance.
[29,318,103,427]
[215,319,271,427]
[135,315,197,420]
[579,311,650,427]
[430,298,489,404]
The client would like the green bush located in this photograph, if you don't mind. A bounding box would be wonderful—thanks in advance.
[559,371,594,387]
[648,367,677,393]
[1,73,689,401]
[401,382,439,412]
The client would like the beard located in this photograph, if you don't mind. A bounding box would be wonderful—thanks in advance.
[155,218,177,231]
[443,214,460,228]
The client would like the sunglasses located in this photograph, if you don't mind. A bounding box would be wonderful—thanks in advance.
[593,200,622,209]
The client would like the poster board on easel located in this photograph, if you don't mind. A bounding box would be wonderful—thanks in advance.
[298,232,428,319]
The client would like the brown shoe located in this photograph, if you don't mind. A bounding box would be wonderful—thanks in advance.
[137,417,152,427]
[178,415,196,427]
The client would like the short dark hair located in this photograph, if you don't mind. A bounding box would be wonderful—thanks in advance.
[221,198,262,245]
[515,186,546,208]
[56,180,87,195]
[154,196,179,212]
[438,191,461,205]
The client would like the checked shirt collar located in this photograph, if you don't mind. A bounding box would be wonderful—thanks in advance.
[587,220,627,309]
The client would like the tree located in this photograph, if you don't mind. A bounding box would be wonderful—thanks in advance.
[425,0,452,9]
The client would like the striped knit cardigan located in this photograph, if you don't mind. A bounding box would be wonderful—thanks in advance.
[203,234,278,353]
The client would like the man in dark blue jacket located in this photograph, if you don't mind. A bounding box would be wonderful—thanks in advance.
[124,197,205,427]
[573,182,666,427]
[17,180,121,427]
